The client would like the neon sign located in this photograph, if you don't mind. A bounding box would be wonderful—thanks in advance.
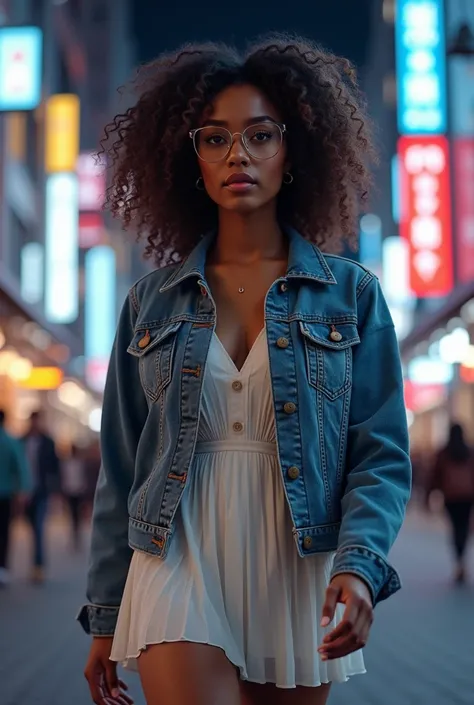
[398,135,453,297]
[395,0,447,135]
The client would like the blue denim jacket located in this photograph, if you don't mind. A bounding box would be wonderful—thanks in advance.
[78,227,411,636]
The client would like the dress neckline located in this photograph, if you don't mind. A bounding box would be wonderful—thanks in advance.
[213,328,265,376]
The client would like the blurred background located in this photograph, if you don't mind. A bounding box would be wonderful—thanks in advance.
[0,1,473,704]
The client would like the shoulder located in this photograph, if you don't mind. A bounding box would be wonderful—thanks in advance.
[322,252,377,299]
[127,264,180,314]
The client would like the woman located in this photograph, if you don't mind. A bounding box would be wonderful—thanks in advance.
[79,35,411,705]
[430,423,474,584]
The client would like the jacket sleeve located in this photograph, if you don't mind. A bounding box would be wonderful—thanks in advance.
[330,274,412,605]
[77,289,148,636]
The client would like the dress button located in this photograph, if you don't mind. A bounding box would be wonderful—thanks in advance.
[233,422,244,433]
[276,336,289,349]
[232,380,243,392]
[303,536,313,549]
[287,466,300,480]
[280,282,288,292]
[283,402,297,415]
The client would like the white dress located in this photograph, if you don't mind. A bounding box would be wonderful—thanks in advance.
[111,330,366,688]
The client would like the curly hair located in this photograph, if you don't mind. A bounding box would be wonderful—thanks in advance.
[101,34,377,266]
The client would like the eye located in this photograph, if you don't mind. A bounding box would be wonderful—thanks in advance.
[250,130,274,142]
[205,133,227,145]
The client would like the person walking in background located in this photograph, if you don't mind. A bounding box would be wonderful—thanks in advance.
[430,423,474,584]
[0,409,31,586]
[61,445,87,551]
[23,411,60,584]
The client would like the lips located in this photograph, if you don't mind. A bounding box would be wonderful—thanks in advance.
[224,172,257,186]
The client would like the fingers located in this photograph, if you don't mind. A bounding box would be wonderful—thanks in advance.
[318,598,373,661]
[105,661,120,699]
[320,583,342,628]
[84,665,106,705]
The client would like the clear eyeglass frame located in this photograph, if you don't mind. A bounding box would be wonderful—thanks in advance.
[188,122,287,163]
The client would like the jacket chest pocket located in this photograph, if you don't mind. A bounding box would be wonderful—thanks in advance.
[300,321,360,400]
[127,321,182,402]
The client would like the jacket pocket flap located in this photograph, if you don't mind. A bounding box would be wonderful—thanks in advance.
[127,321,182,357]
[299,321,360,350]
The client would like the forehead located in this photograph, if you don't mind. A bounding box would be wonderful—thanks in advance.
[208,83,281,124]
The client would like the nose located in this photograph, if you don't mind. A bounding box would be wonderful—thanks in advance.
[226,133,250,167]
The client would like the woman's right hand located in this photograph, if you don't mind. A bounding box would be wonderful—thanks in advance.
[84,637,134,705]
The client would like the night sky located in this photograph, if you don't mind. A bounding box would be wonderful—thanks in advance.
[132,1,373,70]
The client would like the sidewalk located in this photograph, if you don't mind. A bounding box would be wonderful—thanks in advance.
[0,506,473,705]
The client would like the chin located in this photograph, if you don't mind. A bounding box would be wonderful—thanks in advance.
[219,194,272,214]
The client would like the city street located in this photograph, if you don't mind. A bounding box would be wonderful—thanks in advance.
[1,506,473,705]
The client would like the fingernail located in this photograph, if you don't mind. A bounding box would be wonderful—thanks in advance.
[111,688,120,698]
[321,654,328,661]
[320,616,330,627]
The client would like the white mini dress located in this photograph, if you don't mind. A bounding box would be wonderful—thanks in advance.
[111,329,366,688]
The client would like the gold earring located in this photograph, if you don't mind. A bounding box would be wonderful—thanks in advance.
[283,172,294,185]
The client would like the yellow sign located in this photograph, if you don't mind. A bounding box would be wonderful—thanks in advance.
[18,367,64,390]
[45,94,80,173]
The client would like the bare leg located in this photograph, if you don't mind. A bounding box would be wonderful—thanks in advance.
[138,642,242,705]
[240,681,331,705]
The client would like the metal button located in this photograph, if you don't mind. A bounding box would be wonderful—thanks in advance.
[233,422,244,433]
[287,466,300,480]
[329,330,343,343]
[280,282,288,292]
[232,380,243,392]
[303,536,313,549]
[276,336,289,349]
[283,402,297,415]
[138,331,151,349]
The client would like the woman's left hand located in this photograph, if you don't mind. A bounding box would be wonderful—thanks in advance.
[318,573,374,660]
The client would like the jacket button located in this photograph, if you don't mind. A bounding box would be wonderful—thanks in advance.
[233,422,244,433]
[283,402,297,415]
[287,466,300,480]
[303,536,313,549]
[276,336,289,349]
[280,282,288,292]
[232,380,243,392]
[329,330,343,342]
[138,331,151,349]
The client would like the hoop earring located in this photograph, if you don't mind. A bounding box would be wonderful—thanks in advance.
[283,172,294,185]
[196,176,205,191]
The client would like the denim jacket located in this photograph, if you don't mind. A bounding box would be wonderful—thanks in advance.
[78,227,411,636]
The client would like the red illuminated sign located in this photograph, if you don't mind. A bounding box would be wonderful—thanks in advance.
[404,379,447,413]
[398,136,453,297]
[453,138,474,284]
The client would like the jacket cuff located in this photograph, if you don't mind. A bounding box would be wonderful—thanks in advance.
[76,604,119,636]
[330,544,402,605]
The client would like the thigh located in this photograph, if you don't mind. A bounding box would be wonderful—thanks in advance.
[240,681,331,705]
[138,642,242,705]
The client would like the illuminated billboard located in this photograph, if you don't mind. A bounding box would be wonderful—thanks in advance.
[45,173,79,323]
[85,246,116,393]
[453,138,474,284]
[395,0,447,135]
[0,26,42,111]
[45,94,80,173]
[398,135,453,297]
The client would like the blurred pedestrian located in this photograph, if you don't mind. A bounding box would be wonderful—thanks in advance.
[0,409,31,586]
[23,411,60,584]
[430,423,474,584]
[81,36,411,705]
[61,445,87,551]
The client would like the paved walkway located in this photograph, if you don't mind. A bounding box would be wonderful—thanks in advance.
[1,506,473,705]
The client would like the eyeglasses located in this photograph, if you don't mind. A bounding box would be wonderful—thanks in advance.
[189,122,286,163]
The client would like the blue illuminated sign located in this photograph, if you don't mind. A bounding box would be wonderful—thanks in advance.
[0,26,42,111]
[85,246,116,361]
[395,0,447,135]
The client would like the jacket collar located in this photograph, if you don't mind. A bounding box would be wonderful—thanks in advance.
[159,226,337,293]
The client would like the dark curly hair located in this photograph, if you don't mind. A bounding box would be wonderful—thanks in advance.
[101,34,377,266]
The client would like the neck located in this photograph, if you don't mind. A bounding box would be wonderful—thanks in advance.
[212,205,286,264]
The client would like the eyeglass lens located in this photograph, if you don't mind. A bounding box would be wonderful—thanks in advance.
[194,123,283,162]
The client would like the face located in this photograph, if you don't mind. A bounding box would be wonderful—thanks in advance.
[195,84,288,215]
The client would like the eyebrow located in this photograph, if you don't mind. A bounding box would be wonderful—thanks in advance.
[202,115,278,127]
